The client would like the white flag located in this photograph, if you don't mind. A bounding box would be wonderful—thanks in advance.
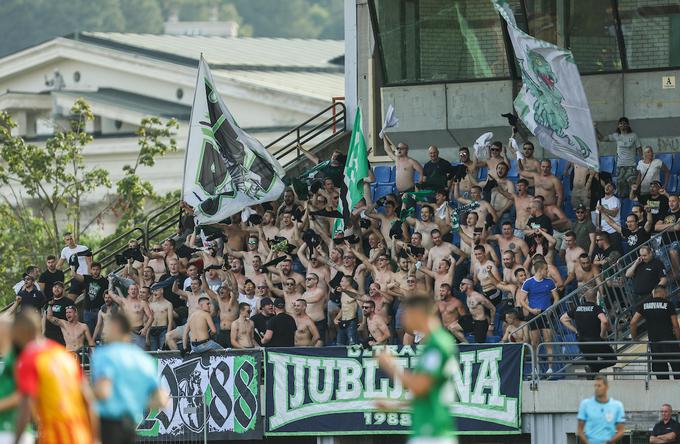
[182,57,285,225]
[379,104,399,139]
[493,0,599,170]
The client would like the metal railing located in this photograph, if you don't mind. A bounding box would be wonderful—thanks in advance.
[536,340,680,383]
[519,220,680,353]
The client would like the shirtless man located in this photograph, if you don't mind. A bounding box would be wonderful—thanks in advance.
[274,259,305,292]
[276,211,302,249]
[486,222,529,264]
[488,161,516,219]
[453,146,479,197]
[501,309,529,343]
[360,300,390,346]
[182,297,221,353]
[261,210,279,240]
[292,299,322,347]
[207,271,239,348]
[301,273,328,343]
[562,231,586,274]
[404,205,438,250]
[220,216,249,252]
[145,244,167,281]
[47,305,94,352]
[266,276,303,315]
[108,282,153,350]
[564,254,601,291]
[472,245,503,306]
[365,200,399,249]
[135,266,156,289]
[147,287,173,351]
[226,235,261,275]
[427,229,467,272]
[516,141,541,187]
[165,276,210,350]
[437,283,466,335]
[231,303,256,349]
[480,141,509,174]
[452,278,496,343]
[367,282,393,324]
[93,291,118,341]
[334,276,361,345]
[419,255,456,298]
[454,183,497,228]
[384,138,424,192]
[500,251,523,286]
[564,162,593,209]
[248,255,267,288]
[520,159,570,229]
[297,244,331,289]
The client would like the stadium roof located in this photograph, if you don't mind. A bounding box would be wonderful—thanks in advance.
[67,32,344,72]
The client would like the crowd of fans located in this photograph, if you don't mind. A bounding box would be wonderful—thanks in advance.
[6,116,680,377]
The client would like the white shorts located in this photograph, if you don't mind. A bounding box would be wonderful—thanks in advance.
[0,431,34,444]
[408,437,458,444]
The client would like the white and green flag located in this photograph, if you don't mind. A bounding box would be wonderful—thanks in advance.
[493,0,599,170]
[182,57,285,225]
[334,107,369,234]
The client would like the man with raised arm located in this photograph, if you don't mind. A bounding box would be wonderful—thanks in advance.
[46,305,94,352]
[383,138,424,192]
[107,281,153,350]
[183,297,221,353]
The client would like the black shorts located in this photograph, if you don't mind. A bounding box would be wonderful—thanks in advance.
[101,417,136,444]
[483,289,502,306]
[525,311,550,331]
[216,330,231,348]
[460,315,488,343]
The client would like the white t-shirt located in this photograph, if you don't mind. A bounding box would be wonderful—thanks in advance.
[636,159,663,194]
[238,293,261,317]
[594,195,620,234]
[60,245,90,275]
[607,132,641,167]
[13,280,42,295]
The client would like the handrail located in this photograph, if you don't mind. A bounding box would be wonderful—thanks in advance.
[267,101,346,149]
[92,227,145,270]
[519,218,680,339]
[536,340,680,383]
[144,200,183,249]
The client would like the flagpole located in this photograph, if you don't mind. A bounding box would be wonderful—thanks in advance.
[181,54,204,203]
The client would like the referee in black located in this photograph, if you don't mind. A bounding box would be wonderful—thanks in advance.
[560,289,616,376]
[630,285,680,380]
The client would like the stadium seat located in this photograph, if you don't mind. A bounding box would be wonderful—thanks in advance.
[656,153,673,173]
[557,265,568,280]
[599,156,615,174]
[620,198,634,219]
[413,171,420,183]
[373,184,394,201]
[486,335,501,343]
[667,175,679,194]
[477,167,488,181]
[389,166,396,183]
[562,176,572,200]
[563,199,575,220]
[672,153,680,175]
[555,158,569,177]
[373,165,392,184]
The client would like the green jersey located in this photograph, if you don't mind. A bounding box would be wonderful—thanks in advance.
[0,350,17,432]
[411,326,458,437]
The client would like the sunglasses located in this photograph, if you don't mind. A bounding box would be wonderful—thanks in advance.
[361,306,371,310]
[491,148,501,152]
[407,280,416,284]
[285,282,295,285]
[305,277,316,281]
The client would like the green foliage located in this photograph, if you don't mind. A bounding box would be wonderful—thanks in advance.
[0,99,111,251]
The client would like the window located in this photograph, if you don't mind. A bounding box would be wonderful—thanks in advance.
[618,1,680,69]
[370,0,510,84]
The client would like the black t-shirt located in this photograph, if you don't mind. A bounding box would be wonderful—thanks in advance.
[641,194,669,223]
[636,297,677,341]
[567,302,605,340]
[632,258,666,296]
[621,227,650,253]
[83,275,108,310]
[251,313,273,346]
[423,158,453,189]
[159,273,188,309]
[45,297,72,345]
[660,209,680,244]
[266,312,297,347]
[652,418,680,443]
[527,214,553,235]
[17,287,46,311]
[38,269,65,301]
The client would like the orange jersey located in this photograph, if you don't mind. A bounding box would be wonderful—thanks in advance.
[16,339,93,444]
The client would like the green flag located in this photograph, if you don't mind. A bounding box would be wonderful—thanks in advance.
[335,107,369,235]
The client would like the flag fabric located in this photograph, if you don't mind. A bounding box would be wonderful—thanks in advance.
[334,107,369,235]
[493,0,599,171]
[182,57,286,225]
[379,104,399,139]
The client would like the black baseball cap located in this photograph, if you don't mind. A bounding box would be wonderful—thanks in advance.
[260,297,273,307]
[273,298,285,308]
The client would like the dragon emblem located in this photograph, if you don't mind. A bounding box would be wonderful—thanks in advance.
[519,48,591,159]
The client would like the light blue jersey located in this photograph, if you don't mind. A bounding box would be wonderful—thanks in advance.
[91,343,158,423]
[577,396,625,444]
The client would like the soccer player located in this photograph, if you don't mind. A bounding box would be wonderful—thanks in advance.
[12,309,98,444]
[91,312,168,444]
[378,295,458,444]
[577,375,625,444]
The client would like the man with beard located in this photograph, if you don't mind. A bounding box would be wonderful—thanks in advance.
[451,278,496,343]
[44,281,70,345]
[46,305,95,352]
[250,298,274,346]
[497,178,534,232]
[38,255,64,302]
[603,212,651,254]
[487,221,529,264]
[564,254,601,292]
[276,188,302,218]
[360,300,390,346]
[571,203,597,256]
[404,205,438,250]
[488,161,516,225]
[437,283,466,335]
[520,159,570,230]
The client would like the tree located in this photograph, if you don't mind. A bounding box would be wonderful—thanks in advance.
[0,99,111,252]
